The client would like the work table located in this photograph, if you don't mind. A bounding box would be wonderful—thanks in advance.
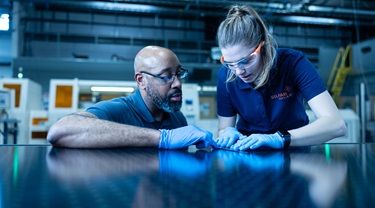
[1,143,374,207]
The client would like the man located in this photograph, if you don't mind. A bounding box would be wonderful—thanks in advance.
[47,46,215,149]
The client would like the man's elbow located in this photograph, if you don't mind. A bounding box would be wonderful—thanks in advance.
[46,118,71,147]
[46,125,64,147]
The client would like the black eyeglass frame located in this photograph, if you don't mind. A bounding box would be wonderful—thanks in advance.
[140,68,188,84]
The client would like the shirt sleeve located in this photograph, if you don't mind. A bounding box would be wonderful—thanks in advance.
[86,99,124,121]
[291,52,327,101]
[216,67,236,117]
[86,102,110,120]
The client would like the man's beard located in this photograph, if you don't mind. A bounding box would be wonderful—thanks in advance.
[146,85,182,113]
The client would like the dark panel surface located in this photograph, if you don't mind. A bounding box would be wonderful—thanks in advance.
[0,144,374,207]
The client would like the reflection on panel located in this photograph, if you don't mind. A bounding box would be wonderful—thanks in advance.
[1,144,374,207]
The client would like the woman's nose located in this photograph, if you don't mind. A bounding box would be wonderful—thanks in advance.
[234,67,245,75]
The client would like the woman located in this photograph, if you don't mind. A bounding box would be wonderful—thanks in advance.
[215,5,346,150]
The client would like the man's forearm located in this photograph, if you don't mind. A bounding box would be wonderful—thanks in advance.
[47,112,161,148]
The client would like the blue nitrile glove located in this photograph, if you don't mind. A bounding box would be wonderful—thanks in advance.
[158,150,209,179]
[215,127,244,148]
[232,132,284,151]
[159,125,216,149]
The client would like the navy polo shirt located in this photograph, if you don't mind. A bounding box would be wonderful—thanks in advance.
[86,88,188,129]
[217,48,326,135]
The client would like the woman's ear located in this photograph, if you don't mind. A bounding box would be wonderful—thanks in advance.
[135,73,147,89]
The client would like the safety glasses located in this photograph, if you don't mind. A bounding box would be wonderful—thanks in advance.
[221,41,263,70]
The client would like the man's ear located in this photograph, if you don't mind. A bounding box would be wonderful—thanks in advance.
[135,73,147,89]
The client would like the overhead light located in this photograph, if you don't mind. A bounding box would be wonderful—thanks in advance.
[279,16,351,26]
[69,2,169,13]
[91,86,135,92]
[307,5,375,17]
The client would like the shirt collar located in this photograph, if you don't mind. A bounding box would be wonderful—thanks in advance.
[235,64,278,90]
[130,88,156,123]
[237,78,253,90]
[130,88,171,124]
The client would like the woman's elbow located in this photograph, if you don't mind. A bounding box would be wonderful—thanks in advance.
[335,117,347,138]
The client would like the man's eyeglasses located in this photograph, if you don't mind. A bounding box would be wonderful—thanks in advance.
[140,68,188,84]
[221,41,264,70]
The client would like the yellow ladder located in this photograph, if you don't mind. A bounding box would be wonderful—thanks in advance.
[326,45,352,104]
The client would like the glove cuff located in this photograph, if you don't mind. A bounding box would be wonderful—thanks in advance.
[158,129,168,149]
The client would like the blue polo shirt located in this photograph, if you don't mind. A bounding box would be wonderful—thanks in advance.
[86,88,188,129]
[217,48,326,135]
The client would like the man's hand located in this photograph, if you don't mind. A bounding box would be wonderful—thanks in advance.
[232,132,284,150]
[215,127,244,148]
[159,125,216,149]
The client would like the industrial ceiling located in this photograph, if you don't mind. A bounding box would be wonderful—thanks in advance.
[0,1,374,25]
[0,0,372,26]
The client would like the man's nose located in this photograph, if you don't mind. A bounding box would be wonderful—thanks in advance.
[170,76,182,88]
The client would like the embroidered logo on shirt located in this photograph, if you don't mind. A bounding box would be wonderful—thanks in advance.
[270,86,293,100]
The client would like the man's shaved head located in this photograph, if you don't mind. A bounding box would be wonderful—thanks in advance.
[133,45,183,114]
[134,46,178,74]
